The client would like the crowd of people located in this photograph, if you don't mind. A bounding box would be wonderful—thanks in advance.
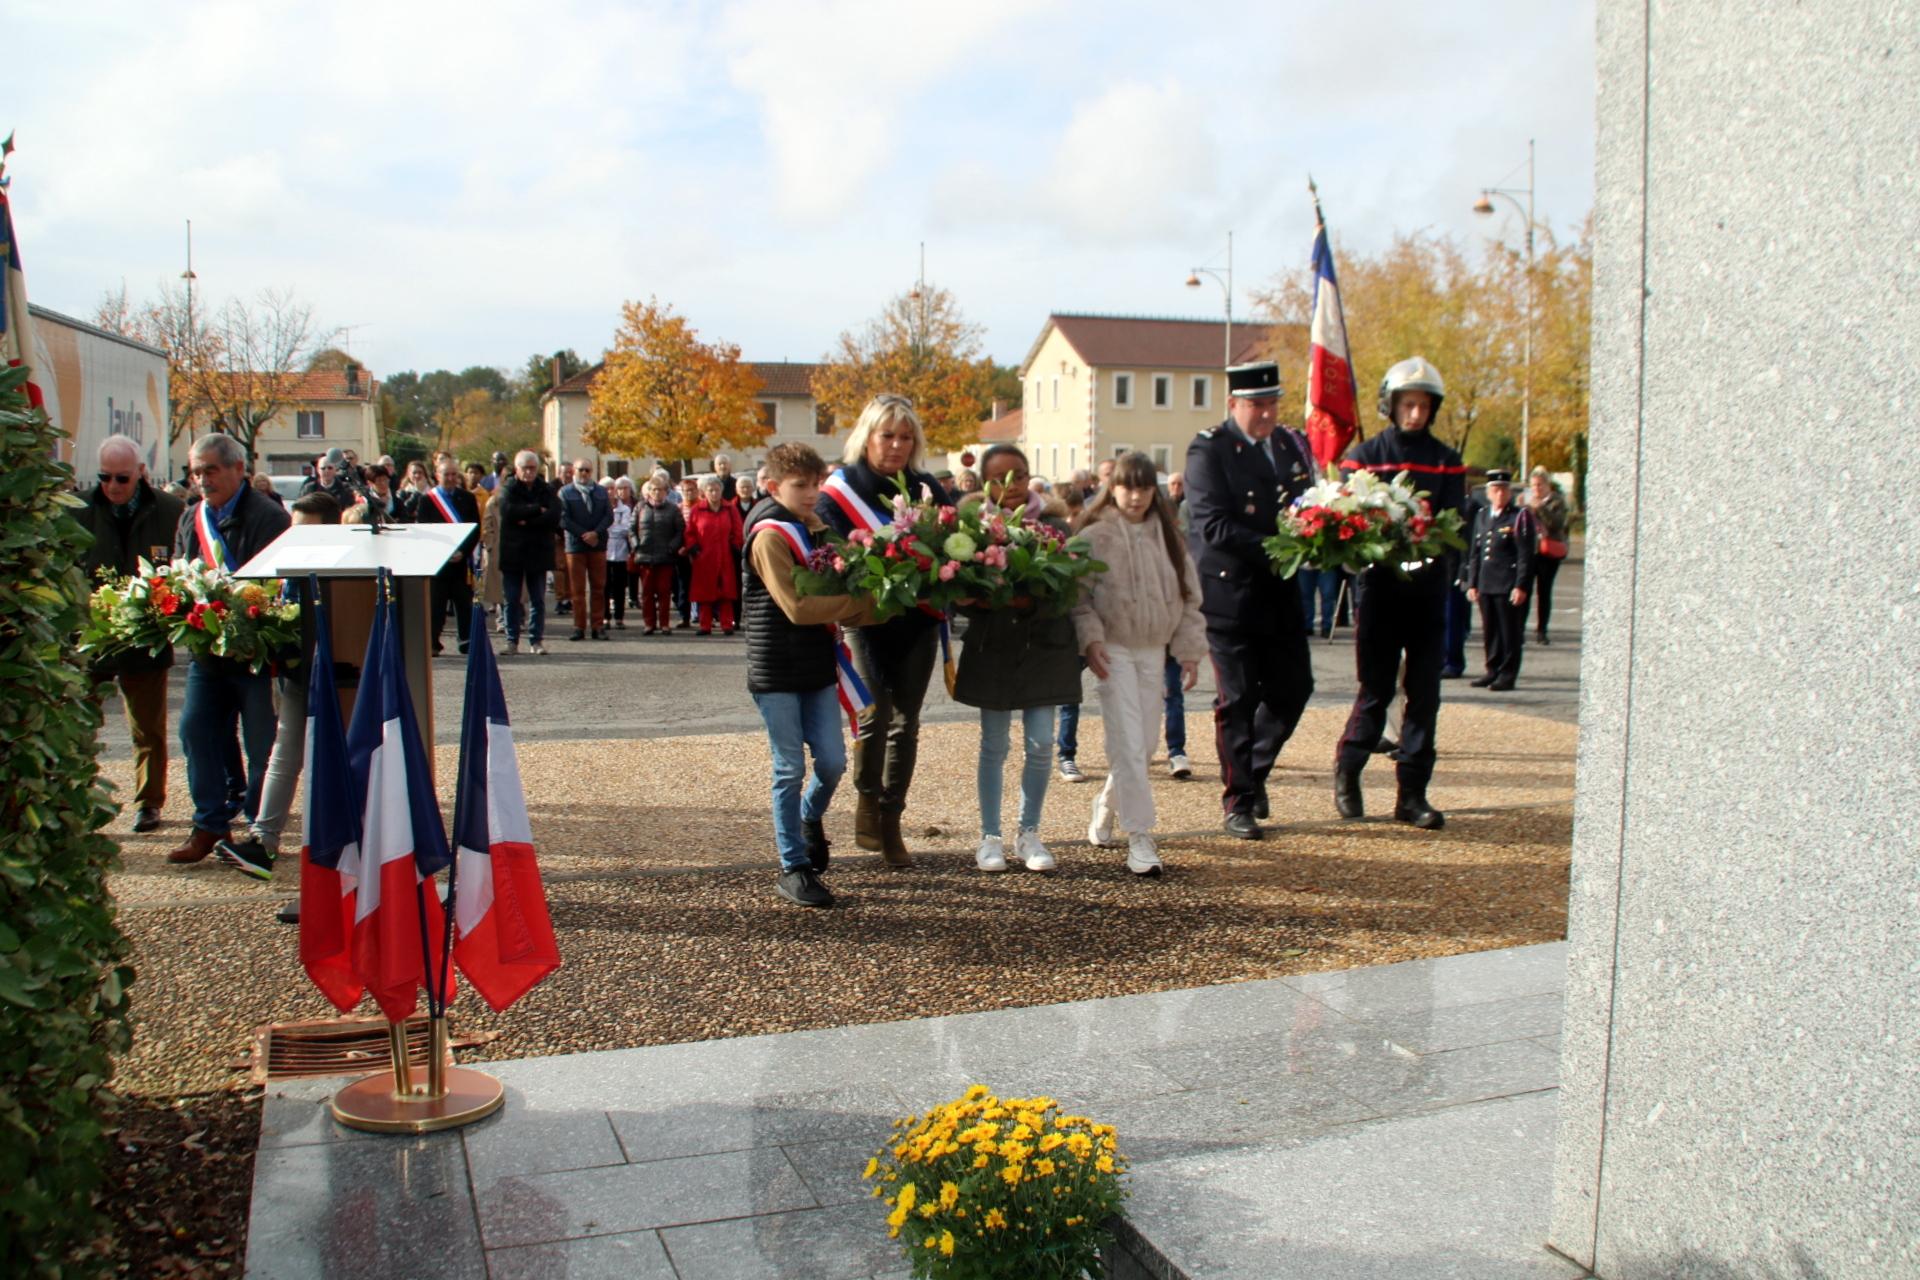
[81,358,1575,911]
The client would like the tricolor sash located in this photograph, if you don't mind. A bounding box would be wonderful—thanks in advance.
[819,469,957,696]
[196,500,236,571]
[426,488,480,575]
[748,516,875,730]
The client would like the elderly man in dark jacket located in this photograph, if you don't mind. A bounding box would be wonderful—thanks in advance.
[497,449,563,655]
[559,457,613,642]
[78,435,185,833]
[169,433,292,864]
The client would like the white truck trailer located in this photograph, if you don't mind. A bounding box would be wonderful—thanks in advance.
[30,303,171,482]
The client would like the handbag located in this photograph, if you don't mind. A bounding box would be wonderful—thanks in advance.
[1538,535,1568,558]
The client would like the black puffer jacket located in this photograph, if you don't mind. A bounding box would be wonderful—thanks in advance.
[77,479,186,677]
[951,494,1082,710]
[741,496,838,694]
[497,476,561,572]
[631,499,685,565]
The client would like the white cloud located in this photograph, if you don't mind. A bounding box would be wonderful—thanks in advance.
[718,0,1057,221]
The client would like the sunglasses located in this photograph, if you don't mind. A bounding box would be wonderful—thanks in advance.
[97,471,135,484]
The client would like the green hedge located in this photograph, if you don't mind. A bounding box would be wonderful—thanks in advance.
[0,363,135,1277]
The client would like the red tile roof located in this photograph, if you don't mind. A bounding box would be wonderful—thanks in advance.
[1021,313,1290,375]
[979,407,1023,442]
[546,361,819,400]
[212,368,378,402]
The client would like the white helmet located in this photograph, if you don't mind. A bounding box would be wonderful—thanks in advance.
[1377,357,1446,421]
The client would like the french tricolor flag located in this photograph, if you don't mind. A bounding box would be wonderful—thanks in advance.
[297,580,367,1012]
[452,602,559,1011]
[345,579,455,1021]
[1304,194,1359,468]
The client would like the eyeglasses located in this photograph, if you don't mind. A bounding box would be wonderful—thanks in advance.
[97,471,135,484]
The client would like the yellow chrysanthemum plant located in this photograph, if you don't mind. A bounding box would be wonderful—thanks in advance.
[864,1085,1129,1279]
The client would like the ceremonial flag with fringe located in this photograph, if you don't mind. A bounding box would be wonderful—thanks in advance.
[1304,189,1359,467]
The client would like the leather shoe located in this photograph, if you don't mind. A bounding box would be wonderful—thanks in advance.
[1334,765,1365,819]
[1394,793,1446,830]
[167,827,224,864]
[132,807,163,833]
[1222,811,1263,840]
[853,792,882,852]
[878,811,914,868]
[1252,786,1271,820]
[1488,677,1516,691]
[1469,674,1496,688]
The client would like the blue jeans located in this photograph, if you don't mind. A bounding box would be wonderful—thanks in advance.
[752,686,847,871]
[978,705,1056,837]
[1056,655,1088,759]
[1298,569,1340,633]
[503,566,547,644]
[1162,654,1186,755]
[179,659,278,833]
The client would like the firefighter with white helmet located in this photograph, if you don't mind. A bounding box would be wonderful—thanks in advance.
[1331,355,1469,830]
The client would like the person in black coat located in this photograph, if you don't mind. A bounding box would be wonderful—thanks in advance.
[496,450,563,654]
[1466,471,1535,691]
[1332,357,1467,830]
[815,394,951,867]
[1183,362,1317,840]
[413,457,482,654]
[78,436,186,833]
[168,433,293,864]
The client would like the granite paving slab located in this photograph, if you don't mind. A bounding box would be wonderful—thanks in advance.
[245,942,1573,1279]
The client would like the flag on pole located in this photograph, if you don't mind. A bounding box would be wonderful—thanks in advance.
[0,138,47,412]
[452,602,560,1011]
[347,578,455,1022]
[1304,181,1358,467]
[297,581,367,1012]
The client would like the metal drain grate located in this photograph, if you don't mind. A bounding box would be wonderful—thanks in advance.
[241,1014,498,1084]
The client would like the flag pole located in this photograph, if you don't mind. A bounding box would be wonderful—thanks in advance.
[1307,175,1364,445]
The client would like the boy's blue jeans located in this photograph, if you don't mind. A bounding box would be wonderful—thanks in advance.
[752,686,846,871]
[979,705,1056,837]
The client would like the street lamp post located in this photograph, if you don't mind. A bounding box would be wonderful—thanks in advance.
[1474,139,1534,476]
[1185,230,1234,367]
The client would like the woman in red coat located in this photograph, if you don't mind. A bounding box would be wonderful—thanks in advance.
[683,476,743,634]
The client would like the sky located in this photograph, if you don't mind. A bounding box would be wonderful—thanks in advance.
[7,0,1596,377]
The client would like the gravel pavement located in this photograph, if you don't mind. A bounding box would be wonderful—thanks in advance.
[99,553,1583,1096]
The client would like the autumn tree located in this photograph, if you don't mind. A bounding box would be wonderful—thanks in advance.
[1252,222,1590,471]
[810,285,995,454]
[94,280,220,455]
[585,299,766,464]
[179,290,337,465]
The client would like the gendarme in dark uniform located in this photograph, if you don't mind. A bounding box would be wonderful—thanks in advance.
[1466,471,1535,690]
[1184,360,1316,839]
[1334,356,1467,830]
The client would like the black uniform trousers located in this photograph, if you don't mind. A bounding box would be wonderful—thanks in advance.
[431,565,474,651]
[846,621,940,814]
[1478,593,1526,682]
[1337,569,1447,790]
[1207,617,1313,814]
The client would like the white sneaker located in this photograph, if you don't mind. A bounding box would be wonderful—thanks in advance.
[1087,802,1118,848]
[1168,752,1192,779]
[1126,832,1163,877]
[1058,759,1086,783]
[1016,829,1055,872]
[975,835,1008,872]
[529,643,547,655]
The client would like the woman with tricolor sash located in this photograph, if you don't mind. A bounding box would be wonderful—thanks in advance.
[815,395,952,868]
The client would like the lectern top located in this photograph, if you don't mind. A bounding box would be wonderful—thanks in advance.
[232,523,477,579]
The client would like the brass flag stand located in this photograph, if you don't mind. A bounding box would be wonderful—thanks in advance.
[330,1016,503,1133]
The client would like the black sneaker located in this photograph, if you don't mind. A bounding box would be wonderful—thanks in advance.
[776,867,835,908]
[215,836,275,881]
[802,819,831,873]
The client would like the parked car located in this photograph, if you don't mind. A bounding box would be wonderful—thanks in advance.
[268,475,307,503]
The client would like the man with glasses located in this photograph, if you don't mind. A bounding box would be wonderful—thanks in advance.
[299,446,355,507]
[77,436,185,834]
[167,433,291,865]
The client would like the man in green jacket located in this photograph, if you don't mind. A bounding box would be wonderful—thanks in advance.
[76,436,185,833]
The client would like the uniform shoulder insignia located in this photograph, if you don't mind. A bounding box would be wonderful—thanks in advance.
[1197,426,1218,439]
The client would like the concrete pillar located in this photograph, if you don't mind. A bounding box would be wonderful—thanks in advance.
[1554,2,1919,1275]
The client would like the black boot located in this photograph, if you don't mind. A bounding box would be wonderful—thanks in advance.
[802,818,831,873]
[1334,764,1364,819]
[1394,790,1445,830]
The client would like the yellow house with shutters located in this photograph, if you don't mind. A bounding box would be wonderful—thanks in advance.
[1018,314,1297,482]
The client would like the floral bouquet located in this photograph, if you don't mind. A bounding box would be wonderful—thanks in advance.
[1264,465,1467,580]
[794,481,1105,621]
[80,557,301,674]
[865,1084,1128,1279]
